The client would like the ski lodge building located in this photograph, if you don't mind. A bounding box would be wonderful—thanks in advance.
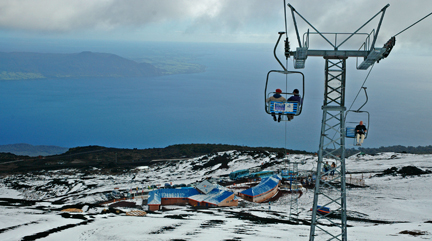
[239,175,281,203]
[147,180,238,211]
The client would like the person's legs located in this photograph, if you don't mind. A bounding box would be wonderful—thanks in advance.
[271,113,276,121]
[360,134,365,144]
[356,134,360,145]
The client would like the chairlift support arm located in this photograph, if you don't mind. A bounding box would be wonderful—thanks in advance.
[288,3,389,52]
[356,87,369,112]
[338,4,389,50]
[287,3,336,49]
[288,4,302,48]
[274,32,288,71]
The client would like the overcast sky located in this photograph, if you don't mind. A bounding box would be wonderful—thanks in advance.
[0,0,431,150]
[0,0,430,50]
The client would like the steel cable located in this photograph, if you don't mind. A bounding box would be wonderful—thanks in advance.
[393,11,432,37]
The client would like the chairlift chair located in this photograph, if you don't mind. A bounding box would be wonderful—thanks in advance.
[264,32,305,121]
[345,111,370,138]
[345,87,370,144]
[265,70,305,119]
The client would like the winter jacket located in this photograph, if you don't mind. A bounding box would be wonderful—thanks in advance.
[288,94,303,105]
[355,124,367,135]
[266,94,286,102]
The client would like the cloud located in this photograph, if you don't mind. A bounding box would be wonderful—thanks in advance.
[0,0,197,32]
[0,0,430,46]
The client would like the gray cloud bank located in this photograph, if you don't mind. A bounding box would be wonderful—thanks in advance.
[0,0,430,46]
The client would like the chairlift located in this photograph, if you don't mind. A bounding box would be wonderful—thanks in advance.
[265,71,305,117]
[265,32,305,121]
[345,87,370,144]
[345,115,370,139]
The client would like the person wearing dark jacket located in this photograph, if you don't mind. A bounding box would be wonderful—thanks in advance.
[266,88,286,122]
[323,161,330,175]
[355,121,367,146]
[330,162,336,176]
[287,89,302,121]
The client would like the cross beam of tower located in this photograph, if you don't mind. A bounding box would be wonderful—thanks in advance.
[284,4,391,241]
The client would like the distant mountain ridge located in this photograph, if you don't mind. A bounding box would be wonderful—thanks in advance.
[0,143,69,157]
[1,143,432,174]
[0,51,162,80]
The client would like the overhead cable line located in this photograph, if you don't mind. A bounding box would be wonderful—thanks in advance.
[284,0,288,36]
[393,11,432,37]
[284,58,289,153]
[330,64,375,147]
[360,10,432,105]
[284,0,289,154]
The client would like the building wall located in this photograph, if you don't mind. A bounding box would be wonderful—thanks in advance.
[188,199,217,207]
[148,190,239,210]
[161,198,189,206]
[253,185,278,203]
[217,194,238,207]
[239,193,253,202]
[239,181,280,203]
[148,204,160,211]
[148,197,188,211]
[188,199,200,207]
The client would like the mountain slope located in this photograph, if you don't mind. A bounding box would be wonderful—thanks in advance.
[0,143,69,157]
[0,51,162,79]
[0,151,431,240]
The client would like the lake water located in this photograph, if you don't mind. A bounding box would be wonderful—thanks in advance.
[0,41,431,152]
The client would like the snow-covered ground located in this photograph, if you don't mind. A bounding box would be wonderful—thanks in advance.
[0,151,431,240]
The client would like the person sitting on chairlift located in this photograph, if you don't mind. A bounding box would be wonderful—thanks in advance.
[287,89,302,121]
[266,88,286,122]
[355,121,367,146]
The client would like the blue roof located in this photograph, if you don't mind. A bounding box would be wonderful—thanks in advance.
[195,180,216,194]
[281,170,294,175]
[148,186,235,206]
[148,188,201,205]
[189,188,233,205]
[240,175,281,197]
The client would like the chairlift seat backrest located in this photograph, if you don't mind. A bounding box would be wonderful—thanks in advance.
[269,101,299,115]
[345,110,370,139]
[346,122,368,139]
[346,127,356,138]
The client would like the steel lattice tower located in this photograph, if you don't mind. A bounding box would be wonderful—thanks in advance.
[288,161,299,222]
[309,58,348,240]
[281,4,392,241]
